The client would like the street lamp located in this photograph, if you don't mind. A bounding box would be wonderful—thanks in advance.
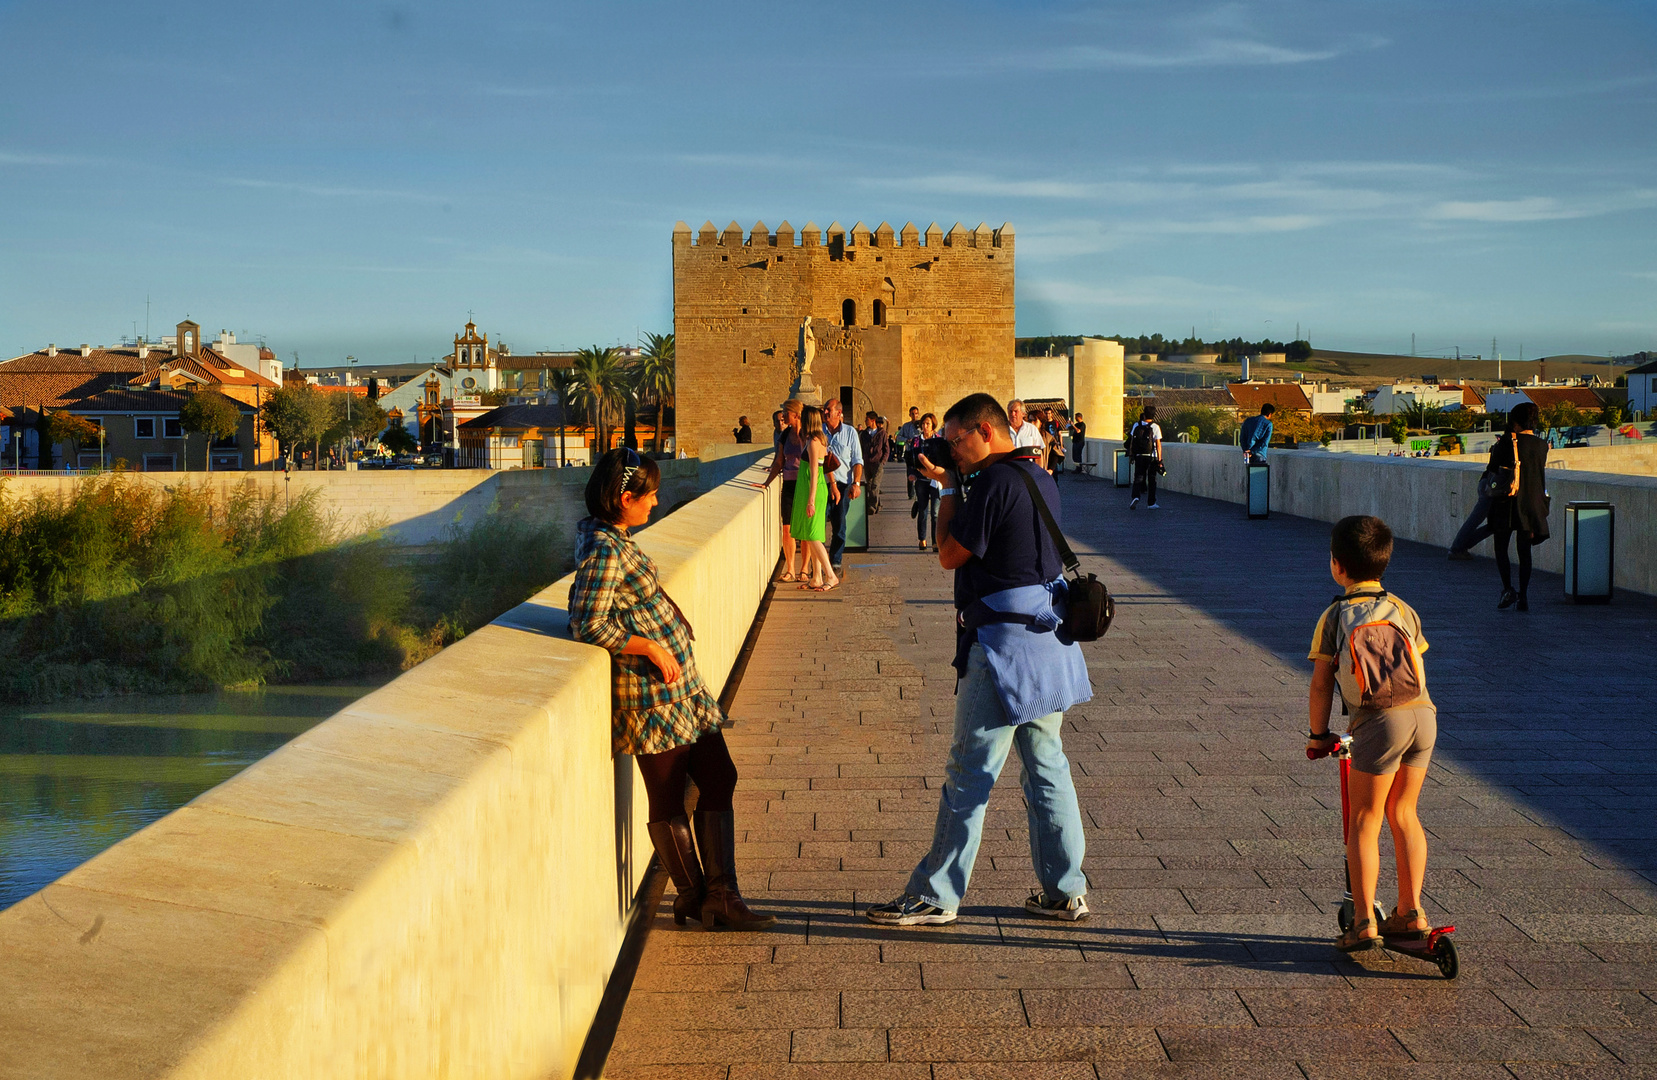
[345,355,356,466]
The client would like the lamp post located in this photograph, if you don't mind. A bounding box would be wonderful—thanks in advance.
[345,355,356,466]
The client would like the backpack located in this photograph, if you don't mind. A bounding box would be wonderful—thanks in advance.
[1128,421,1155,458]
[1329,590,1425,712]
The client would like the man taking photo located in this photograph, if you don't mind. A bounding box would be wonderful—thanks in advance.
[866,393,1093,927]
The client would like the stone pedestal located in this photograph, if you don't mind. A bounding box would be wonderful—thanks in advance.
[1073,337,1125,441]
[788,370,823,408]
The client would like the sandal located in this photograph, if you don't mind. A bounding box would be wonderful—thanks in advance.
[1380,907,1431,941]
[818,578,841,592]
[1336,918,1381,953]
[778,572,797,583]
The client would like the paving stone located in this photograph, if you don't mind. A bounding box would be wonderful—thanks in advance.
[1160,1024,1410,1062]
[1023,988,1252,1027]
[788,1028,890,1062]
[1392,1025,1619,1062]
[887,1025,1165,1062]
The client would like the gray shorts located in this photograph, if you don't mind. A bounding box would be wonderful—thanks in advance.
[1350,705,1437,775]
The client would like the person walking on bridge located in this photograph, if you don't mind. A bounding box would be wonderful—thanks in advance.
[1488,401,1550,612]
[571,447,776,932]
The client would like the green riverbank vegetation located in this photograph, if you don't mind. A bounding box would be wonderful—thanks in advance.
[0,473,568,703]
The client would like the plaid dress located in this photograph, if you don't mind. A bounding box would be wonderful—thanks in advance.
[569,517,724,757]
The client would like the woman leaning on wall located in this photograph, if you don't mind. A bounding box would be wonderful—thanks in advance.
[568,448,776,931]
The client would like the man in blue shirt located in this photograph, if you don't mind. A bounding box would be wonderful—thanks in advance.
[1241,403,1275,464]
[822,399,863,575]
[866,393,1091,927]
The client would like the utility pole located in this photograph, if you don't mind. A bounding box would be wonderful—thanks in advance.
[1411,333,1415,357]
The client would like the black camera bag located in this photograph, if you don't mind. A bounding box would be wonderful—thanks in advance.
[1008,463,1115,641]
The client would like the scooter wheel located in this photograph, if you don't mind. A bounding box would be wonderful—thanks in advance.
[1433,937,1459,980]
[1337,900,1354,933]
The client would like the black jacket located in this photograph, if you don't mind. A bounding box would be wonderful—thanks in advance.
[1488,431,1550,538]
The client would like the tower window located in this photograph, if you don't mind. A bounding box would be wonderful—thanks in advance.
[873,300,886,327]
[842,299,856,326]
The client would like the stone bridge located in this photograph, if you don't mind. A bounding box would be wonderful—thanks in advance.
[3,451,1655,1078]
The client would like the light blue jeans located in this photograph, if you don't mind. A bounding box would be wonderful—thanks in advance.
[906,644,1089,911]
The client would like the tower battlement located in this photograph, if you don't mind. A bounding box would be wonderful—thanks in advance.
[674,219,1012,251]
[672,216,1016,455]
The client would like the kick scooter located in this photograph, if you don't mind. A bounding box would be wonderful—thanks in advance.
[1308,733,1459,978]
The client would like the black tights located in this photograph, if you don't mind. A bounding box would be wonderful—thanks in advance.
[636,730,738,822]
[1493,528,1534,595]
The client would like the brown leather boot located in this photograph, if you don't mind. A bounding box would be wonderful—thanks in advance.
[693,810,777,931]
[646,816,705,926]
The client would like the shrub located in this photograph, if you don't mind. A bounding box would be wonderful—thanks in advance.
[0,474,573,702]
[1161,406,1238,445]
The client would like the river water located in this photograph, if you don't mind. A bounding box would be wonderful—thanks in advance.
[0,682,383,912]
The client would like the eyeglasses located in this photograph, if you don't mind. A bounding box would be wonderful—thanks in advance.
[947,424,987,450]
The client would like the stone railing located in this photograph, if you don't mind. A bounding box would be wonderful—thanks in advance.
[1079,440,1656,596]
[0,456,780,1079]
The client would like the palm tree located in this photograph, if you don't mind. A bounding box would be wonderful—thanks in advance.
[634,332,675,454]
[550,368,577,466]
[570,346,629,458]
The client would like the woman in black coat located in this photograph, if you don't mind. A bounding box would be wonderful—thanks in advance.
[1487,401,1550,611]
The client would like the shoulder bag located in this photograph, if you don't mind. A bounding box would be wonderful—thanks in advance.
[1008,463,1115,641]
[1488,432,1520,498]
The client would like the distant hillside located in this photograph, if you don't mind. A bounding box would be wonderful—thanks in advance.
[1305,349,1626,382]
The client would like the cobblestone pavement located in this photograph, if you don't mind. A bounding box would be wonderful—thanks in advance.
[607,467,1657,1079]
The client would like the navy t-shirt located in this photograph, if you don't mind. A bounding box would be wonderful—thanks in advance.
[951,456,1066,610]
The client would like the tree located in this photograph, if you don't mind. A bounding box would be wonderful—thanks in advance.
[259,384,332,469]
[635,332,675,454]
[569,346,629,457]
[179,391,243,472]
[1388,414,1408,445]
[324,393,388,454]
[43,410,101,468]
[551,368,577,466]
[380,423,417,455]
[1399,400,1443,432]
[1286,340,1313,362]
[1597,402,1625,428]
[1539,402,1586,437]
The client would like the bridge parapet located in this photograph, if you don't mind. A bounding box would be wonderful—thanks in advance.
[0,456,780,1080]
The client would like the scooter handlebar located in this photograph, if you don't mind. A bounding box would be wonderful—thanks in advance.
[1306,744,1338,760]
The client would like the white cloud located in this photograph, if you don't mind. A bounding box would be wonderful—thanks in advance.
[1430,190,1657,223]
[217,176,446,203]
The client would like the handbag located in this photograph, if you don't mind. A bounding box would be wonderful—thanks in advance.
[1009,464,1115,641]
[1488,433,1519,498]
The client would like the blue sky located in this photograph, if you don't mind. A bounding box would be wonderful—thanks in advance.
[3,0,1654,366]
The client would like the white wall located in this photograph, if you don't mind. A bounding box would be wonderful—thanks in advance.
[1014,355,1070,404]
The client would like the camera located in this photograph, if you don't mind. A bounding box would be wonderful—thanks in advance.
[907,435,953,474]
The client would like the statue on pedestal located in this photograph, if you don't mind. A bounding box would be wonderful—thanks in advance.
[788,314,822,406]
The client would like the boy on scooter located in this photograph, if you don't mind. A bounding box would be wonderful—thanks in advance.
[1306,515,1439,952]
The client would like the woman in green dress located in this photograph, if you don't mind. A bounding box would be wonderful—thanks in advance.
[790,405,839,591]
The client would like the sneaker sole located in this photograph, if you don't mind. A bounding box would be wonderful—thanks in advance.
[866,911,958,926]
[1024,903,1089,921]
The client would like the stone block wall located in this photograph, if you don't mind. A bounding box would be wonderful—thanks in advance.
[673,219,1015,453]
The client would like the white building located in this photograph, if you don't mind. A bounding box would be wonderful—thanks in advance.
[1371,383,1465,415]
[1625,359,1657,417]
[375,320,503,451]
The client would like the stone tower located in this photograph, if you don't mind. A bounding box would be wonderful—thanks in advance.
[672,219,1015,455]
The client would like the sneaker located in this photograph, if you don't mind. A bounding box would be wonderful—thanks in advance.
[1025,891,1089,921]
[1447,549,1473,561]
[866,894,957,926]
[1129,497,1140,509]
[1147,503,1160,510]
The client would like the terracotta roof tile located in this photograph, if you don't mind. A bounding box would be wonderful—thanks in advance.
[1228,383,1312,412]
[1522,386,1604,410]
